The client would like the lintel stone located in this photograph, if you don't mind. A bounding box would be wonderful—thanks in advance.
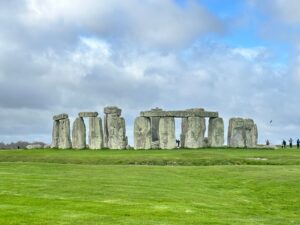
[140,110,218,118]
[78,112,98,117]
[104,106,122,116]
[53,113,68,121]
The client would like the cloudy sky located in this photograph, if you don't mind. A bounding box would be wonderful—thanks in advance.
[1,0,300,145]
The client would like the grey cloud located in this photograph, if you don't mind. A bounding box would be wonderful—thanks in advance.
[0,0,299,145]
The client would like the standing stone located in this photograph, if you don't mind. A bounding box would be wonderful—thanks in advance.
[58,118,72,149]
[208,117,224,147]
[103,114,108,148]
[244,119,258,148]
[104,106,127,149]
[228,118,245,148]
[159,117,176,149]
[149,107,163,142]
[51,120,59,148]
[184,117,206,148]
[72,117,86,149]
[151,117,160,142]
[107,115,127,149]
[180,117,188,147]
[89,117,104,149]
[228,118,258,148]
[134,117,151,149]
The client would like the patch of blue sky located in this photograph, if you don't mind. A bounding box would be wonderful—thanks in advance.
[196,0,290,64]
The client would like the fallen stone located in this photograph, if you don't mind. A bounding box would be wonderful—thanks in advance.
[26,144,43,149]
[159,117,176,149]
[72,117,86,149]
[78,112,98,117]
[134,117,152,149]
[208,117,224,147]
[89,117,104,149]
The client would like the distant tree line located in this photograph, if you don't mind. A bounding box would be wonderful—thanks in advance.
[0,141,46,150]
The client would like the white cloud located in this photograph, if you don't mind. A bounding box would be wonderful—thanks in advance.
[0,0,299,146]
[21,0,223,48]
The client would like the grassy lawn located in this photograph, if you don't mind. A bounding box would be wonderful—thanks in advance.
[0,149,299,224]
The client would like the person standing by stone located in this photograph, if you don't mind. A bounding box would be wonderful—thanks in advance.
[176,139,180,148]
[289,138,293,148]
[297,139,300,149]
[282,139,286,148]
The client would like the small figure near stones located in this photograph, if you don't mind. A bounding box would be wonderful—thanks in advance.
[289,138,293,148]
[176,139,180,148]
[282,139,286,148]
[266,139,270,146]
[297,139,300,149]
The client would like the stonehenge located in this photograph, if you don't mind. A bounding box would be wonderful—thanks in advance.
[52,112,105,150]
[51,107,258,150]
[227,118,258,148]
[136,108,224,149]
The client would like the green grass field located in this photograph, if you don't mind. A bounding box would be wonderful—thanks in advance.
[0,148,299,225]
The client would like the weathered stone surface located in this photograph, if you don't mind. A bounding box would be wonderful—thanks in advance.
[180,118,188,147]
[103,114,108,148]
[186,108,204,112]
[134,117,151,149]
[228,118,245,148]
[151,141,160,149]
[51,120,59,148]
[107,116,127,149]
[159,117,176,149]
[151,117,160,142]
[104,106,122,116]
[244,119,258,148]
[72,117,86,149]
[228,118,258,148]
[58,118,72,149]
[78,112,98,117]
[26,144,43,149]
[53,113,68,121]
[184,117,206,148]
[140,110,218,118]
[208,117,224,147]
[89,117,104,149]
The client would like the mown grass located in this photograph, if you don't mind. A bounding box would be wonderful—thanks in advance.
[0,149,299,225]
[0,148,299,166]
